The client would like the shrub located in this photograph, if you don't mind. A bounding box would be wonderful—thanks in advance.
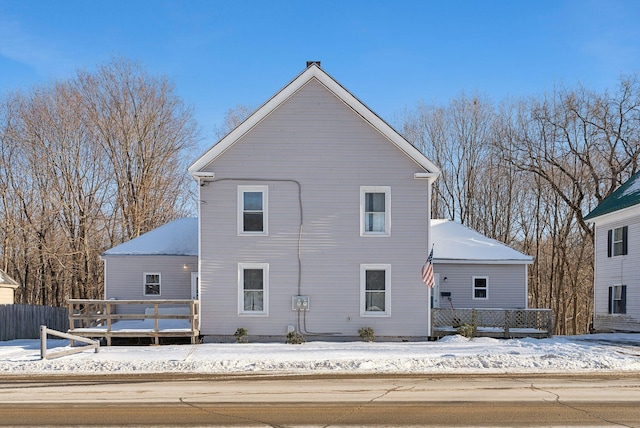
[286,331,305,344]
[234,327,248,343]
[358,327,375,342]
[456,323,476,339]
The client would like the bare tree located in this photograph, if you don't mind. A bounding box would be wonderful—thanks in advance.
[401,75,640,334]
[0,58,199,305]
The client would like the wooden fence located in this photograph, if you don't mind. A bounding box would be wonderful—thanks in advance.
[0,304,69,341]
[40,326,100,359]
[432,308,553,338]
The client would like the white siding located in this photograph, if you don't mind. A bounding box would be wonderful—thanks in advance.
[433,263,528,309]
[198,79,432,338]
[104,255,198,313]
[593,213,640,332]
[0,287,15,304]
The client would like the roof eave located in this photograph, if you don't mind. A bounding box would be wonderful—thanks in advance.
[434,258,533,265]
[188,64,440,176]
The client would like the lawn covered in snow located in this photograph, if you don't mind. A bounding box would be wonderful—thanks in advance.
[1,333,639,376]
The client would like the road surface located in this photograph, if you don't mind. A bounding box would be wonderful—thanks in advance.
[0,373,638,426]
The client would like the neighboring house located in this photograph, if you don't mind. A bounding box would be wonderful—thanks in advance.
[584,171,640,333]
[0,269,19,304]
[101,218,199,312]
[430,220,533,310]
[188,62,440,339]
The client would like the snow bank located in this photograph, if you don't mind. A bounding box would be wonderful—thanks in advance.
[1,334,639,376]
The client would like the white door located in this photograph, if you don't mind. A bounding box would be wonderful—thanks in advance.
[190,272,199,300]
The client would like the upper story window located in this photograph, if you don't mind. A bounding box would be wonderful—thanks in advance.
[473,276,488,300]
[360,264,391,316]
[144,273,161,296]
[238,185,268,236]
[360,186,391,236]
[238,263,269,316]
[607,226,628,257]
[609,285,626,314]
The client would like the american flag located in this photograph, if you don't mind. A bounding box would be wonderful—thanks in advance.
[421,247,434,288]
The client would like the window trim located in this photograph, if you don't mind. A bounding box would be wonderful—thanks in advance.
[360,264,391,317]
[608,226,628,257]
[238,263,269,316]
[360,186,391,237]
[472,276,489,300]
[609,284,627,315]
[143,272,161,296]
[237,185,269,236]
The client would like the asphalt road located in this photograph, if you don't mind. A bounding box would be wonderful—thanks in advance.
[0,373,639,427]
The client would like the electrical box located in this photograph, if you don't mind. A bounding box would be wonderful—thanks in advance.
[292,295,310,311]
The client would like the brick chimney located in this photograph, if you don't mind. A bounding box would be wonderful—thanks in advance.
[306,61,321,68]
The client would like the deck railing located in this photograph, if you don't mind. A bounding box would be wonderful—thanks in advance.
[431,308,553,338]
[67,299,200,345]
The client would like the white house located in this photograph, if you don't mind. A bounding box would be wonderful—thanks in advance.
[584,170,640,332]
[101,218,199,313]
[188,62,440,340]
[430,220,533,311]
[101,63,536,341]
[0,269,19,304]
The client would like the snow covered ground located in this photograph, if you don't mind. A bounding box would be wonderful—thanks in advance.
[1,333,639,376]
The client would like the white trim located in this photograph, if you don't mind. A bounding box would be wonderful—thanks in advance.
[609,284,626,315]
[414,172,439,183]
[523,264,529,309]
[143,272,161,296]
[237,185,269,236]
[586,203,640,225]
[611,226,626,257]
[188,64,441,176]
[190,272,199,300]
[360,186,391,237]
[360,264,391,317]
[472,276,489,300]
[238,263,269,316]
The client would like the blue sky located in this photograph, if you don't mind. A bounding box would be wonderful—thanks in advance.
[1,0,639,150]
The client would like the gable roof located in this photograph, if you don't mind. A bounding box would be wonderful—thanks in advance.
[102,218,198,256]
[188,63,440,176]
[584,170,640,221]
[0,269,19,289]
[431,219,533,264]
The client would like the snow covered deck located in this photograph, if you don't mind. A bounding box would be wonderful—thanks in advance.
[68,299,200,345]
[432,308,553,339]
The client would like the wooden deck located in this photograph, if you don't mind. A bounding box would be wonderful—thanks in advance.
[67,299,200,345]
[431,308,553,339]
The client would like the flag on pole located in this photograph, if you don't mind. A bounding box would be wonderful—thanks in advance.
[421,247,435,288]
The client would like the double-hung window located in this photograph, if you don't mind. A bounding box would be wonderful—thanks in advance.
[609,285,627,314]
[238,186,268,235]
[473,276,488,299]
[144,273,161,296]
[607,226,628,257]
[238,263,269,316]
[360,264,391,316]
[360,186,391,236]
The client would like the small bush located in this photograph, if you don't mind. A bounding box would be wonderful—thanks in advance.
[456,323,475,339]
[358,327,375,342]
[234,327,248,343]
[286,331,305,344]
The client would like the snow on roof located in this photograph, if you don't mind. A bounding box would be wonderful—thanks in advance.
[431,219,533,264]
[0,269,19,288]
[584,170,640,221]
[103,218,198,256]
